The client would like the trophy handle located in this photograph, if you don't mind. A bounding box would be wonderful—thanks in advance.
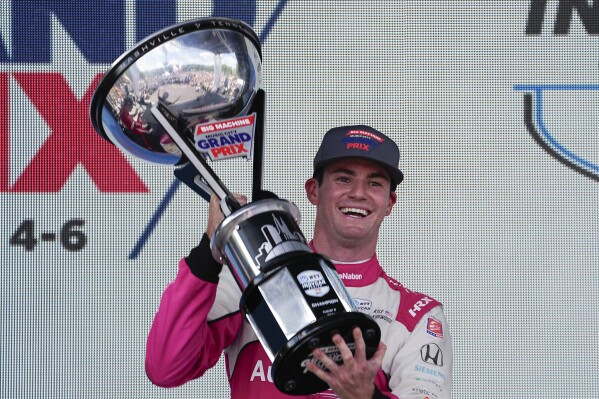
[172,163,214,202]
[151,104,241,216]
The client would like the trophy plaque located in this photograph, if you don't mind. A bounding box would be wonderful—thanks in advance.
[89,17,381,395]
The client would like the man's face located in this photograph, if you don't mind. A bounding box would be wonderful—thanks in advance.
[305,158,397,248]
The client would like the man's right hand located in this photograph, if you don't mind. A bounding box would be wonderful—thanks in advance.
[206,193,248,238]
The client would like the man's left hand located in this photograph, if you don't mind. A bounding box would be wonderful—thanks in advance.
[306,327,387,399]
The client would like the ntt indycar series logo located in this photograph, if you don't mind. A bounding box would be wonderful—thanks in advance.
[194,113,256,161]
[297,270,330,298]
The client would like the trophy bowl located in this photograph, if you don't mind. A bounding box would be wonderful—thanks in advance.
[90,18,262,172]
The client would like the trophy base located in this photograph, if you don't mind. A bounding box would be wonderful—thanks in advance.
[271,312,381,395]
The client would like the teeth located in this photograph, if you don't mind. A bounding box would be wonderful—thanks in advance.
[340,207,369,216]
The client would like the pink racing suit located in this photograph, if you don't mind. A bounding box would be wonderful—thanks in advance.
[146,235,452,398]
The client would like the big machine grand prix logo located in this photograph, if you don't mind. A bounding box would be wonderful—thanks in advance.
[515,0,598,181]
[2,0,287,255]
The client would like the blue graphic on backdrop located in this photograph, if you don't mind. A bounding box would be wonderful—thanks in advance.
[1,0,177,63]
[516,0,598,182]
[513,84,599,182]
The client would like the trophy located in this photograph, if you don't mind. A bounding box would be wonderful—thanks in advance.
[89,18,381,395]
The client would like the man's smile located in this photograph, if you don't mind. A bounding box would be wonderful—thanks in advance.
[339,207,371,218]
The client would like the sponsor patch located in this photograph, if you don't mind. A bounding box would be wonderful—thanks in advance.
[194,113,256,160]
[342,129,384,152]
[420,343,443,366]
[352,298,372,312]
[372,308,394,323]
[426,316,443,338]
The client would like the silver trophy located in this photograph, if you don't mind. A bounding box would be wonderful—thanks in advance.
[89,18,380,395]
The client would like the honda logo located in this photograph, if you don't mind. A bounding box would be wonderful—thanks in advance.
[420,343,443,366]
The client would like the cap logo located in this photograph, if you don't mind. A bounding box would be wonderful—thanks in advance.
[343,130,384,152]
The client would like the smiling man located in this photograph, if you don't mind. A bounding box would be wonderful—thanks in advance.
[145,125,452,399]
[301,125,452,398]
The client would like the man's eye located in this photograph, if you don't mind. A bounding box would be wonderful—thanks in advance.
[369,181,383,187]
[337,177,350,183]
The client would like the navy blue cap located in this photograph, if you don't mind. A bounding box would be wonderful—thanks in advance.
[313,125,404,187]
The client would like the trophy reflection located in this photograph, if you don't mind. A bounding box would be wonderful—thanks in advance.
[89,17,380,395]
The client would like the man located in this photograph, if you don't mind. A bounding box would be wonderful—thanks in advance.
[119,96,151,149]
[145,125,452,398]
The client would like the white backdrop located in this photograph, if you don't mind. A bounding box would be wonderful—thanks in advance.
[2,1,598,398]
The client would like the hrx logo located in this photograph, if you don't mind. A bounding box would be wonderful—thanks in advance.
[408,296,434,317]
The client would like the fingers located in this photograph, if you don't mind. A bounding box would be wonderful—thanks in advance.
[205,194,223,237]
[233,193,248,206]
[330,334,353,367]
[205,193,248,237]
[306,347,336,382]
[331,328,369,365]
[306,329,384,398]
[308,327,379,372]
[368,341,387,368]
[352,327,367,362]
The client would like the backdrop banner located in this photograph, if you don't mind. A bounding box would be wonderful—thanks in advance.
[1,1,598,398]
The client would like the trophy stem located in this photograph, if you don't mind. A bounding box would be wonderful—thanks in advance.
[151,104,241,216]
[251,90,265,199]
[247,90,278,202]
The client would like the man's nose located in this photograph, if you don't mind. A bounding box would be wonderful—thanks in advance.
[349,181,368,199]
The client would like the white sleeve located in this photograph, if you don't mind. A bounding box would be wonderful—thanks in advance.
[389,305,453,399]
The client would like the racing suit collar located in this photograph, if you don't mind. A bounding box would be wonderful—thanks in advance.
[308,240,383,286]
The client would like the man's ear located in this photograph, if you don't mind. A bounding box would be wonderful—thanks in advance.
[386,191,397,216]
[305,178,319,205]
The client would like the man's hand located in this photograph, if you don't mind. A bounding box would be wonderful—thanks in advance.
[306,327,387,399]
[206,193,247,238]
